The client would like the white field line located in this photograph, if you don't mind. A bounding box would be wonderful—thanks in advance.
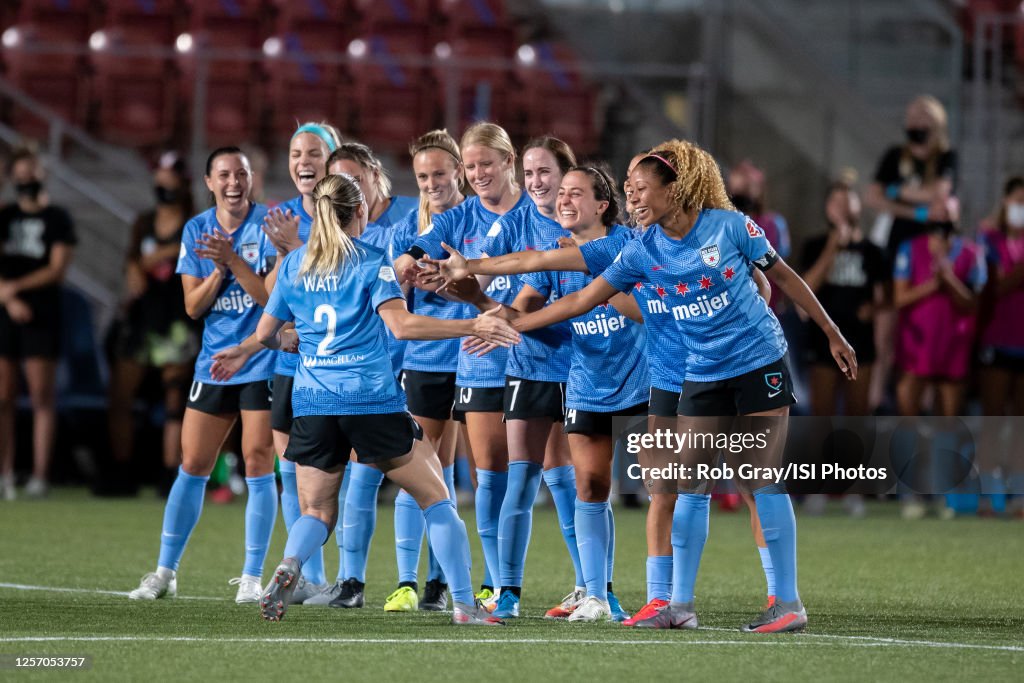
[1,582,1022,653]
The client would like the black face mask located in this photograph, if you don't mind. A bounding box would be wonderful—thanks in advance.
[731,193,758,215]
[14,180,42,201]
[906,128,930,145]
[155,185,179,205]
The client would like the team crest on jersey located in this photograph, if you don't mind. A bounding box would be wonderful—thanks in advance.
[241,242,259,265]
[745,218,764,239]
[764,372,783,396]
[699,244,720,267]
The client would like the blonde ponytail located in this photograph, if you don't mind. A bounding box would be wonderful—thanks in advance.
[298,174,365,278]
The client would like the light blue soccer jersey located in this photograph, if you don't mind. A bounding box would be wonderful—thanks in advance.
[264,242,407,417]
[411,193,532,388]
[273,195,313,377]
[524,225,649,411]
[580,226,685,393]
[483,203,572,382]
[601,210,786,383]
[176,204,275,385]
[389,211,462,373]
[359,195,417,374]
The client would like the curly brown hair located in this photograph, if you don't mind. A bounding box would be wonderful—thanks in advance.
[636,139,734,215]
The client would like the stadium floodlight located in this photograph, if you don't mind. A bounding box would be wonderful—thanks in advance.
[348,38,367,59]
[433,41,452,60]
[1,27,21,49]
[88,30,109,52]
[175,32,193,54]
[263,36,283,58]
[608,0,625,13]
[516,44,537,66]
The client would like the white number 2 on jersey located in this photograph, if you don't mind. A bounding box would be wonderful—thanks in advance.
[313,304,337,355]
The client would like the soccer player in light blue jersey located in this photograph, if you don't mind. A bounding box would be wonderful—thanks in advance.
[394,122,531,609]
[260,122,343,606]
[432,167,646,622]
[129,147,277,604]
[323,142,417,609]
[254,173,514,625]
[474,137,582,620]
[502,140,858,634]
[383,130,467,613]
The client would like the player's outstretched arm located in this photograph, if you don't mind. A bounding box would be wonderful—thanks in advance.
[428,242,589,284]
[766,258,857,380]
[256,312,288,350]
[377,299,520,346]
[513,276,619,333]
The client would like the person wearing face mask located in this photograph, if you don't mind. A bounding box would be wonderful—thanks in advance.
[0,147,76,501]
[893,211,985,520]
[866,95,959,263]
[800,182,887,518]
[105,152,199,498]
[976,176,1024,518]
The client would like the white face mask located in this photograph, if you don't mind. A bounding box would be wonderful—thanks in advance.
[1007,202,1024,229]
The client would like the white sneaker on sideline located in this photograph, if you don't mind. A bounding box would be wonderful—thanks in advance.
[230,575,263,603]
[567,596,611,622]
[2,475,15,502]
[24,477,48,498]
[129,571,177,600]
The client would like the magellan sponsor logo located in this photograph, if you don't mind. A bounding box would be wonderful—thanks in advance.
[302,353,366,367]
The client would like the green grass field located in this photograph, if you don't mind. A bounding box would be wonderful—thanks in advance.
[1,489,1021,682]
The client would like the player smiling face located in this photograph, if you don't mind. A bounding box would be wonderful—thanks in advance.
[523,146,563,215]
[628,164,673,228]
[289,132,329,198]
[205,153,251,212]
[462,144,513,204]
[413,148,463,214]
[557,170,607,233]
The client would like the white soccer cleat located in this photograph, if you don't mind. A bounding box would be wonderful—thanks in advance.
[1,475,15,502]
[230,575,263,604]
[129,571,177,600]
[567,595,611,622]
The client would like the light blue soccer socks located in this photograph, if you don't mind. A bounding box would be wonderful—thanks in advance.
[335,461,353,579]
[394,489,423,585]
[279,458,326,584]
[497,461,544,588]
[157,467,209,571]
[475,468,508,590]
[754,483,800,605]
[543,465,584,587]
[646,555,672,603]
[242,473,278,578]
[284,515,330,567]
[670,493,710,604]
[339,462,384,583]
[758,545,776,598]
[423,499,474,605]
[575,499,611,601]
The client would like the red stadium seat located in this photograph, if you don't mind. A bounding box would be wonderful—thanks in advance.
[351,76,436,153]
[353,0,432,26]
[104,0,184,45]
[184,0,269,49]
[437,0,509,35]
[513,42,599,153]
[16,0,99,43]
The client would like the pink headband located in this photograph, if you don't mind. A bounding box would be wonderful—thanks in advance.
[644,153,678,175]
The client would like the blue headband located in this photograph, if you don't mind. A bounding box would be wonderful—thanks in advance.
[292,124,338,153]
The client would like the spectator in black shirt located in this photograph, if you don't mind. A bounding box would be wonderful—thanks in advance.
[802,182,887,416]
[0,148,76,499]
[105,153,198,496]
[866,95,959,263]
